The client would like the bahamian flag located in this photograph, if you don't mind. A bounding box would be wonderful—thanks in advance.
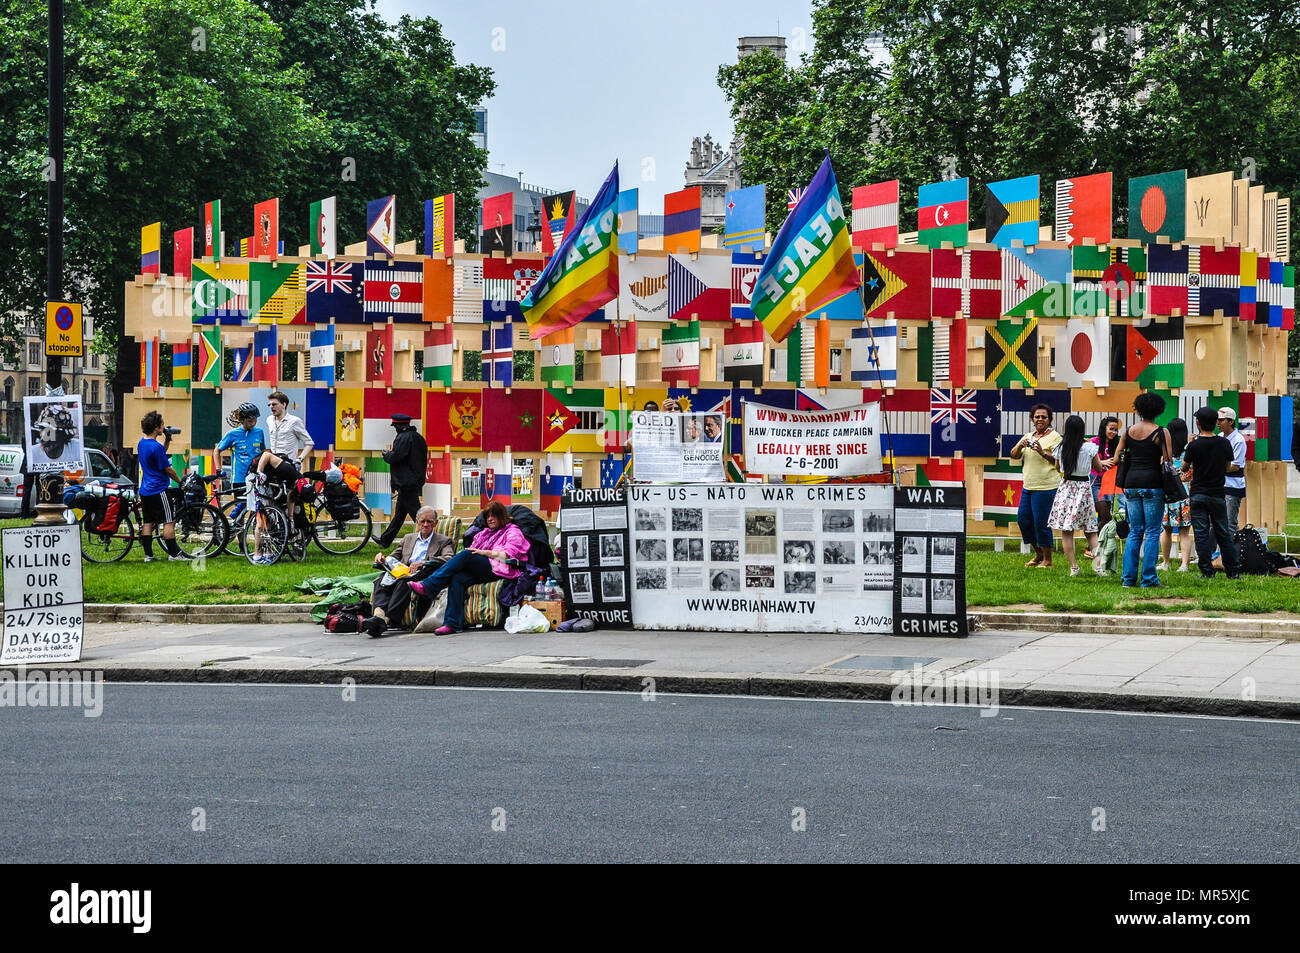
[522,162,620,339]
[750,156,860,342]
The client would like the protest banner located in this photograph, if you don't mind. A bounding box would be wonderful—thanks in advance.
[630,411,724,483]
[559,486,633,628]
[743,402,882,478]
[2,524,85,663]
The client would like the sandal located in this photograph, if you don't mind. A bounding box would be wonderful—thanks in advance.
[1082,549,1096,560]
[1024,556,1042,568]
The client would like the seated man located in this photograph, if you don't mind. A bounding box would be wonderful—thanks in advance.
[361,506,454,637]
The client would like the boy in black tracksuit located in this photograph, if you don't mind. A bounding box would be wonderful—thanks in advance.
[1182,406,1241,579]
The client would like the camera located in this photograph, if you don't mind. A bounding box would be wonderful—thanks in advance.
[163,426,182,436]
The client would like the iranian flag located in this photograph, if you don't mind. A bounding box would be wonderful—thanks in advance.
[661,320,700,386]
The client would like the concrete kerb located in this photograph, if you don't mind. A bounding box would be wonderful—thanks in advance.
[13,664,1300,721]
[63,603,1300,640]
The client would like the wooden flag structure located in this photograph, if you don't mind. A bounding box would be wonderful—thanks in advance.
[663,187,702,254]
[480,192,512,254]
[425,194,455,256]
[423,324,454,385]
[1057,317,1110,387]
[722,185,765,250]
[541,190,578,256]
[139,336,159,391]
[862,247,932,320]
[366,325,394,386]
[814,316,830,388]
[310,196,336,259]
[170,343,191,391]
[367,195,398,256]
[173,228,193,281]
[309,327,335,386]
[203,200,221,260]
[1128,169,1187,243]
[985,317,1039,387]
[661,320,700,386]
[1054,172,1112,245]
[985,175,1040,248]
[722,322,764,385]
[253,325,278,382]
[194,328,221,386]
[849,321,897,385]
[601,321,637,387]
[540,326,576,386]
[481,323,514,387]
[253,198,279,259]
[141,222,160,275]
[917,177,969,249]
[617,189,639,255]
[851,180,899,249]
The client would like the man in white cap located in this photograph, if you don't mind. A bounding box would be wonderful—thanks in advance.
[1217,407,1246,532]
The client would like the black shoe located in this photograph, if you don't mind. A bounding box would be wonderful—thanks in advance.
[1225,573,1242,580]
[361,616,388,638]
[1201,572,1216,579]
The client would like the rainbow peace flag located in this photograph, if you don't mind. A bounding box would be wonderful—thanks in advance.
[751,156,860,342]
[522,162,619,339]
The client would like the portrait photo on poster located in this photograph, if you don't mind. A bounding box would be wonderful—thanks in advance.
[601,571,626,602]
[24,395,84,473]
[673,537,705,561]
[567,534,590,568]
[709,568,741,592]
[635,507,666,531]
[570,571,593,604]
[599,533,624,565]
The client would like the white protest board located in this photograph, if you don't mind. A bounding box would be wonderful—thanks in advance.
[2,524,85,663]
[744,401,883,478]
[627,483,894,633]
[630,411,725,483]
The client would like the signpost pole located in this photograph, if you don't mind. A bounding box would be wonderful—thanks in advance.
[34,0,66,527]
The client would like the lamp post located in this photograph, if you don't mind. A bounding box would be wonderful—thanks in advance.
[33,0,66,525]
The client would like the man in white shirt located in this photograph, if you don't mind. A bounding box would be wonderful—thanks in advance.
[254,391,315,482]
[1217,406,1247,533]
[361,507,454,637]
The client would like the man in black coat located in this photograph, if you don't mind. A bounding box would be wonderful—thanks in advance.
[376,413,429,548]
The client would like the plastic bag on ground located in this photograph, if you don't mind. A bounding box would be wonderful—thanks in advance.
[505,603,550,634]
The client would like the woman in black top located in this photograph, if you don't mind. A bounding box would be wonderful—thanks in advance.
[1112,392,1171,588]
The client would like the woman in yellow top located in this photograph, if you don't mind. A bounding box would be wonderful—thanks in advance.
[1010,403,1062,568]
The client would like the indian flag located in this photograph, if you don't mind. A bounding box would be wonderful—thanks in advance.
[540,327,576,386]
[751,156,861,342]
[523,163,620,339]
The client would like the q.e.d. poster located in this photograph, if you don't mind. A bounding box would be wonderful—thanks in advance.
[558,486,632,629]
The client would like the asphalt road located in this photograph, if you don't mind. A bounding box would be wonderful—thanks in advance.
[2,684,1297,863]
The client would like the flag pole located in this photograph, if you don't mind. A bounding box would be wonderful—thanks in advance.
[858,277,899,486]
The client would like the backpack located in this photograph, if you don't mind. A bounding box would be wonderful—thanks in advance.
[323,599,371,633]
[1233,525,1273,575]
[86,494,122,535]
[323,482,360,520]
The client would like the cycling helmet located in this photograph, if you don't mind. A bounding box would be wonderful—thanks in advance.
[236,402,260,421]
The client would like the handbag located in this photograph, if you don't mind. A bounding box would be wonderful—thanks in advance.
[1161,461,1188,504]
[1113,445,1131,490]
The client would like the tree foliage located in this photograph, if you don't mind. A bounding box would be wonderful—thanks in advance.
[719,0,1300,247]
[0,0,493,384]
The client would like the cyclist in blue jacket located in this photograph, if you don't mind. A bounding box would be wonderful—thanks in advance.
[216,402,266,519]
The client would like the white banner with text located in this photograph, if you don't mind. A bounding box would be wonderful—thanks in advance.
[743,402,882,477]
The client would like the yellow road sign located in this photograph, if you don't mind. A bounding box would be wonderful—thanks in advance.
[45,300,83,357]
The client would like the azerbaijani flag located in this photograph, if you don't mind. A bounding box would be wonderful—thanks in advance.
[750,156,860,342]
[522,162,620,339]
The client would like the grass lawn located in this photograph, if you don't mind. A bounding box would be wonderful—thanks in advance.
[0,518,380,605]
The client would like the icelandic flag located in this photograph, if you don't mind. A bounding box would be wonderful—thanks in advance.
[482,323,513,387]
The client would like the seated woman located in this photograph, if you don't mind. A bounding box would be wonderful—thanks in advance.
[409,501,532,635]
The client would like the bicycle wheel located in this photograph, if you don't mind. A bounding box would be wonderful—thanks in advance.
[240,505,289,566]
[310,498,374,555]
[221,496,248,554]
[173,502,226,559]
[81,512,135,563]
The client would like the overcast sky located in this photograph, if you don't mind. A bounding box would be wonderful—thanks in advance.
[374,0,815,210]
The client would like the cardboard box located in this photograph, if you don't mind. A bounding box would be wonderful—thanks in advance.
[530,600,565,630]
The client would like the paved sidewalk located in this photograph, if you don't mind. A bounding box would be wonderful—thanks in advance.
[32,617,1300,718]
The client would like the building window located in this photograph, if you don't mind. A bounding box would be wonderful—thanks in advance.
[3,377,11,401]
[27,378,40,396]
[28,343,39,366]
[91,353,99,369]
[92,380,99,405]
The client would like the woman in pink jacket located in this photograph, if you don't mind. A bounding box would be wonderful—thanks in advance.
[409,501,531,634]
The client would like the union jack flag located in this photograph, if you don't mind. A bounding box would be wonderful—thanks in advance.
[787,187,806,211]
[930,387,978,425]
[306,260,353,294]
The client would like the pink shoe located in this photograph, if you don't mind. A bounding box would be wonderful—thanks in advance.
[434,625,456,635]
[408,580,427,596]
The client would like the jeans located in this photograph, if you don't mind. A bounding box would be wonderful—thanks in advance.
[418,550,499,630]
[1189,494,1241,578]
[1224,493,1243,534]
[1017,488,1056,548]
[1122,488,1164,587]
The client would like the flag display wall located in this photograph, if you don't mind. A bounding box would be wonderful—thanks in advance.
[558,487,632,629]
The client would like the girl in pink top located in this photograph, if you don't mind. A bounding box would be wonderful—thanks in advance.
[409,501,532,633]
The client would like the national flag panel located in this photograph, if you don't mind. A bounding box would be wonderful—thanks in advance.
[617,188,639,255]
[917,177,969,249]
[661,320,701,386]
[862,247,931,320]
[481,323,514,387]
[668,252,729,322]
[601,321,637,387]
[848,322,897,384]
[141,222,161,275]
[367,195,397,256]
[483,257,544,323]
[985,175,1040,248]
[422,324,454,385]
[305,261,364,324]
[364,261,424,323]
[540,327,576,387]
[663,186,702,254]
[722,322,764,385]
[931,247,1000,319]
[1054,172,1112,245]
[723,184,765,250]
[851,180,899,249]
[309,327,336,386]
[929,387,1000,458]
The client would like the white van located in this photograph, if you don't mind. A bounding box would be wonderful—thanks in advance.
[0,447,132,516]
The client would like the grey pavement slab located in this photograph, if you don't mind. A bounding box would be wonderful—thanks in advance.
[12,617,1290,715]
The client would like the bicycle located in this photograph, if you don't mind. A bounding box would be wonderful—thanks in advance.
[70,480,226,563]
[230,474,373,561]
